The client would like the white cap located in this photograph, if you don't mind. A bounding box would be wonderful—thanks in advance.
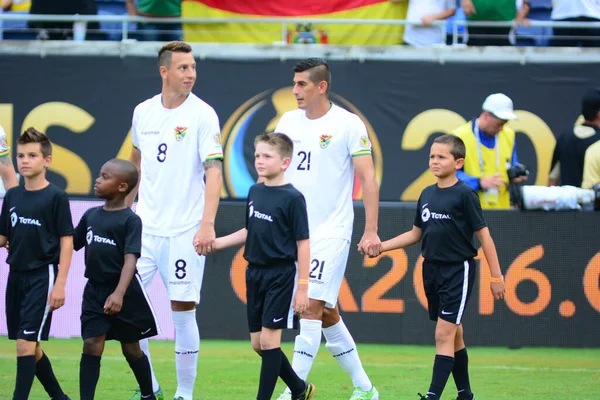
[482,93,518,121]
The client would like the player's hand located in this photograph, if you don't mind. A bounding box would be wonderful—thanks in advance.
[48,284,66,311]
[293,288,309,315]
[421,15,435,26]
[104,292,124,316]
[480,174,506,190]
[194,222,216,255]
[358,231,382,258]
[462,0,476,17]
[491,281,505,300]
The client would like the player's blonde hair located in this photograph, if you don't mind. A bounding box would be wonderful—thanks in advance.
[158,41,192,68]
[254,133,293,159]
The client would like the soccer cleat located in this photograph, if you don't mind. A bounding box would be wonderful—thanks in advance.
[277,391,292,400]
[294,382,316,400]
[418,393,431,400]
[173,397,184,400]
[130,388,164,400]
[454,394,475,400]
[350,385,379,399]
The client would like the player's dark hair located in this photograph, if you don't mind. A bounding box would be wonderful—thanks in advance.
[434,134,466,160]
[18,127,52,157]
[293,57,331,96]
[107,159,139,195]
[158,41,193,68]
[582,87,600,121]
[254,133,294,159]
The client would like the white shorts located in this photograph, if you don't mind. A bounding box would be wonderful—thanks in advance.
[308,238,350,309]
[137,224,205,304]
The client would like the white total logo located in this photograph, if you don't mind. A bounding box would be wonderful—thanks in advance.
[248,201,254,218]
[421,204,451,222]
[86,228,93,245]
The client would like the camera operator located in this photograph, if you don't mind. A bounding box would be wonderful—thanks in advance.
[453,93,528,209]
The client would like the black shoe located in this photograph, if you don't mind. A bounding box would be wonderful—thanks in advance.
[455,393,475,400]
[418,393,431,400]
[294,382,315,400]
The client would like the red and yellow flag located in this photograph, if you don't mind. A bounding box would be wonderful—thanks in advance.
[182,0,408,45]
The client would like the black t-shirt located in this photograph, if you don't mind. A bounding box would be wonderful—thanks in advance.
[0,184,74,272]
[551,124,600,187]
[74,206,142,284]
[243,183,309,267]
[414,181,486,264]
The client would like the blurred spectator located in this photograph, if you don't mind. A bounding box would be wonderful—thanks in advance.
[125,0,182,41]
[2,0,30,11]
[452,93,527,209]
[551,0,600,47]
[582,140,600,189]
[396,0,456,46]
[462,0,531,45]
[549,87,600,187]
[29,0,103,40]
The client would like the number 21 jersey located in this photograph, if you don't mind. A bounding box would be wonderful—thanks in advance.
[276,104,372,241]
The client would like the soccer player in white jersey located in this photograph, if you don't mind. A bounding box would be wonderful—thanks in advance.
[126,41,223,400]
[0,124,20,197]
[275,58,382,400]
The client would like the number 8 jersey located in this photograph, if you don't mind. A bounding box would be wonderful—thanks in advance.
[132,93,223,236]
[276,104,372,241]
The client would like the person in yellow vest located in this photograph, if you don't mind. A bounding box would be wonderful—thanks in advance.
[2,0,30,12]
[453,93,528,209]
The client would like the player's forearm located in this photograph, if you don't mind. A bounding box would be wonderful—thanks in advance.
[382,228,421,252]
[216,228,247,249]
[0,157,18,190]
[477,228,502,278]
[125,183,139,208]
[296,239,310,281]
[56,236,74,286]
[114,254,137,295]
[126,148,141,208]
[360,175,379,234]
[427,8,456,21]
[201,163,223,226]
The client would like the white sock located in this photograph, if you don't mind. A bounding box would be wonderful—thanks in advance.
[284,318,323,394]
[173,310,200,400]
[139,338,161,392]
[323,318,372,392]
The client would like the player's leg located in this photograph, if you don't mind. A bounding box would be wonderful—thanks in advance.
[133,233,163,400]
[261,266,315,400]
[162,226,204,400]
[319,239,377,399]
[117,274,161,400]
[421,260,475,400]
[451,260,477,400]
[452,324,474,400]
[12,266,69,400]
[256,327,284,400]
[122,342,156,400]
[80,334,106,400]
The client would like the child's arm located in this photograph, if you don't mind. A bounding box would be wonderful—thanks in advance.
[104,253,138,316]
[380,226,422,253]
[49,235,73,311]
[212,228,247,251]
[294,238,310,314]
[475,227,505,300]
[0,234,6,248]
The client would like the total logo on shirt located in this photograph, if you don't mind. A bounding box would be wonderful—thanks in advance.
[248,201,273,222]
[10,207,41,227]
[421,204,451,222]
[86,227,117,246]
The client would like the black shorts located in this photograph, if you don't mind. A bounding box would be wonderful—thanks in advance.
[81,274,159,343]
[423,259,476,325]
[6,265,58,342]
[246,264,298,333]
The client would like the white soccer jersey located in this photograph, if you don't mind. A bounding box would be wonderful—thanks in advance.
[552,0,600,20]
[132,93,223,236]
[276,104,372,241]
